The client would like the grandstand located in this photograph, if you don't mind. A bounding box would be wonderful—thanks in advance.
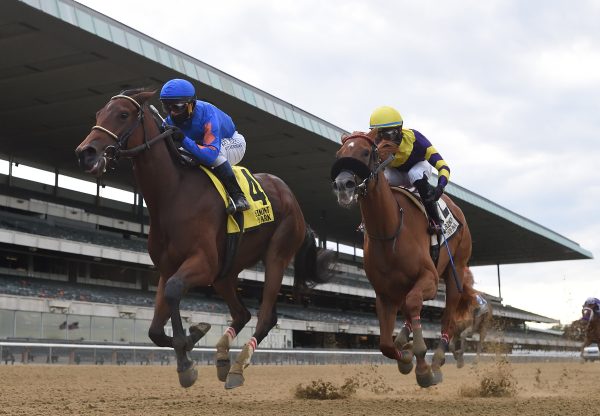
[0,0,590,363]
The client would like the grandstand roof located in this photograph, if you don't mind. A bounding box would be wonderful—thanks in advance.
[1,0,592,266]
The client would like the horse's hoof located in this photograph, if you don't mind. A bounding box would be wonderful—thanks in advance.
[178,365,198,388]
[416,370,434,388]
[224,372,245,389]
[432,369,443,385]
[398,360,414,375]
[216,359,231,382]
[456,356,465,368]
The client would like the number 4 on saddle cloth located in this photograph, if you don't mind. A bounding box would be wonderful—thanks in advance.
[200,165,275,233]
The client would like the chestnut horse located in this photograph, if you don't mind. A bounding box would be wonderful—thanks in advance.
[581,302,600,360]
[331,132,474,387]
[75,89,334,389]
[449,268,493,368]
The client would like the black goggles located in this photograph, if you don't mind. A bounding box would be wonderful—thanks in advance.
[162,102,188,113]
[377,128,400,140]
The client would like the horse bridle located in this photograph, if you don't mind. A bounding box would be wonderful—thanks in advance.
[582,306,596,321]
[333,133,403,244]
[90,94,176,169]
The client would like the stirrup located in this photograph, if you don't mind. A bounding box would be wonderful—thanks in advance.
[226,195,250,214]
[427,218,441,235]
[357,222,365,233]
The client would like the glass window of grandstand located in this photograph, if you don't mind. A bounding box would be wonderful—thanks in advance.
[33,255,68,278]
[114,318,134,343]
[66,315,91,341]
[91,316,113,342]
[134,319,151,344]
[0,251,28,274]
[0,310,15,338]
[90,262,137,286]
[43,312,67,340]
[15,311,42,339]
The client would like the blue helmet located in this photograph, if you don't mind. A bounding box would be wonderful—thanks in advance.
[160,79,196,101]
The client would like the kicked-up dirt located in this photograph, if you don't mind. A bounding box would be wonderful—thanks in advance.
[0,359,598,416]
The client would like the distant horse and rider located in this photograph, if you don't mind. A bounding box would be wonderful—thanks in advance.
[449,267,494,367]
[75,87,334,389]
[580,297,600,360]
[331,127,475,387]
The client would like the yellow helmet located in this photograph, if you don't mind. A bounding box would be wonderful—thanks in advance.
[369,106,403,129]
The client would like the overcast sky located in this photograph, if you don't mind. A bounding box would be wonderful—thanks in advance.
[75,0,600,326]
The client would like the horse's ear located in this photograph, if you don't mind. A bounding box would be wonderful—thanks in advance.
[366,129,378,140]
[340,133,350,142]
[133,89,157,105]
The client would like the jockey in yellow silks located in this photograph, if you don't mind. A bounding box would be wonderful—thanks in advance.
[370,106,450,226]
[370,106,450,259]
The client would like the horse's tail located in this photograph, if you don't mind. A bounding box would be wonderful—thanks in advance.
[455,266,478,321]
[293,226,336,296]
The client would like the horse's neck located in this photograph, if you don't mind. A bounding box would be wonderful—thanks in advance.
[359,173,401,236]
[132,134,182,216]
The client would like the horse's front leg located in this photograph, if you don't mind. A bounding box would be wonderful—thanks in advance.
[405,272,438,388]
[212,276,252,383]
[375,295,414,374]
[148,275,173,348]
[164,259,214,388]
[394,317,414,375]
[148,275,212,351]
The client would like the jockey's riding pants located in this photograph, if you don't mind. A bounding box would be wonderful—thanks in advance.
[211,131,246,167]
[384,160,432,187]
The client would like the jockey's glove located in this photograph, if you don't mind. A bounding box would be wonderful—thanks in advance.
[432,183,445,201]
[165,125,185,142]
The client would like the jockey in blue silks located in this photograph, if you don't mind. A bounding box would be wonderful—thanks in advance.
[160,78,250,212]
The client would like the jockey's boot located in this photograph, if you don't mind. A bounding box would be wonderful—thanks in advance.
[213,161,250,214]
[413,177,442,234]
[414,176,441,264]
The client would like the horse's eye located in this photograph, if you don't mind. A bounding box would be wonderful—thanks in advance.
[362,149,370,158]
[119,112,128,120]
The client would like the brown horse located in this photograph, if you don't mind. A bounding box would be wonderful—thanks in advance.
[581,301,600,360]
[449,267,493,368]
[75,89,334,389]
[331,132,475,387]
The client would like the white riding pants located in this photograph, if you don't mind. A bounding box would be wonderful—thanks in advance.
[211,131,246,167]
[384,160,432,187]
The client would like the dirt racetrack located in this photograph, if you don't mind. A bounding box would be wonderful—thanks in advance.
[0,360,598,416]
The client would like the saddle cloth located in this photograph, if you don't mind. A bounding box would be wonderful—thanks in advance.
[391,186,461,241]
[200,165,275,233]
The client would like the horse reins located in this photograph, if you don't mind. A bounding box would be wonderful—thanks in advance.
[89,94,176,166]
